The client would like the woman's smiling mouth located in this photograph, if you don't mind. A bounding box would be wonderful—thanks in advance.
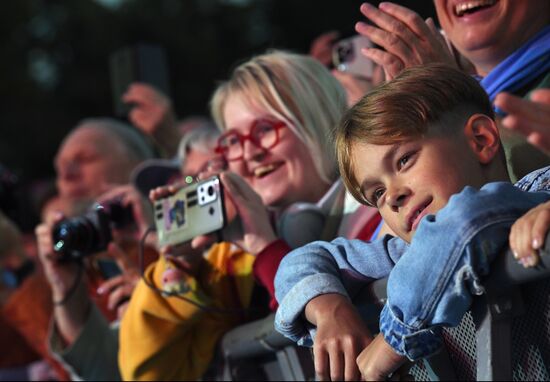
[253,162,283,178]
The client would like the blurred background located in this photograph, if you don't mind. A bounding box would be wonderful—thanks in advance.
[0,0,435,231]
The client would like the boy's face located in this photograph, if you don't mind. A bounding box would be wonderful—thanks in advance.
[351,133,487,243]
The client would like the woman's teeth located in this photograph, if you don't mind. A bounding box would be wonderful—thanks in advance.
[455,0,496,17]
[254,164,277,178]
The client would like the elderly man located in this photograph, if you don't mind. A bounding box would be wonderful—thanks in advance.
[12,118,155,381]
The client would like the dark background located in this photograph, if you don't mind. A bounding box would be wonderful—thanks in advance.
[0,0,436,230]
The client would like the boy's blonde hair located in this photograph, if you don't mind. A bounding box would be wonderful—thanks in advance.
[210,50,347,184]
[336,63,495,204]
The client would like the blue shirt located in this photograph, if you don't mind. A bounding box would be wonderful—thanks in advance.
[274,166,550,360]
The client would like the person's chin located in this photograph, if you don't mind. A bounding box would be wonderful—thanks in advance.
[260,190,286,208]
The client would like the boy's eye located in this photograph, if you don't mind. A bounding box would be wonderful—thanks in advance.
[397,152,415,170]
[369,188,385,206]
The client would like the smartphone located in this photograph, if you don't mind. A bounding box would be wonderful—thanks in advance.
[332,35,374,79]
[154,176,226,247]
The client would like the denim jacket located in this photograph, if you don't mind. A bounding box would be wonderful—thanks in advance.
[274,166,550,360]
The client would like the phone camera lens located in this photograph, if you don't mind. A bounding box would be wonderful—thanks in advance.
[207,185,214,196]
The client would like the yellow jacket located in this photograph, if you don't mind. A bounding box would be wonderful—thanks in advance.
[119,242,256,380]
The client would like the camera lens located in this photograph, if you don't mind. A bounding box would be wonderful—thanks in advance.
[51,206,113,260]
[208,185,214,196]
[52,217,98,256]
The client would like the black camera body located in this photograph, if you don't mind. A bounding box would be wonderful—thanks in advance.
[52,200,134,260]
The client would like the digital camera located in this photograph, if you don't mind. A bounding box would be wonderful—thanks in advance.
[154,176,226,247]
[52,199,134,260]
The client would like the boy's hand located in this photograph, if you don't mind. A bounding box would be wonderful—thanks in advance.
[305,294,372,381]
[356,334,408,381]
[509,200,550,267]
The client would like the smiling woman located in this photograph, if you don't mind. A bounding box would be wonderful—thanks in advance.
[117,49,384,381]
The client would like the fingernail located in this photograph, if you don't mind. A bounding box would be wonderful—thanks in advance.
[361,2,373,10]
[97,286,105,295]
[513,250,519,259]
[533,238,541,249]
[519,258,529,268]
[528,256,538,267]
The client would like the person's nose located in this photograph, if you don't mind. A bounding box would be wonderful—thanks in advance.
[386,183,411,212]
[242,138,265,162]
[59,161,80,180]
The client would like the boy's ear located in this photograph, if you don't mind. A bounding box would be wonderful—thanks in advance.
[463,114,501,164]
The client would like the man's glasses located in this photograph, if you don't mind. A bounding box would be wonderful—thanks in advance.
[215,119,287,161]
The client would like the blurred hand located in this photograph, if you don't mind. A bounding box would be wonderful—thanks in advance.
[28,359,58,381]
[509,200,550,268]
[305,294,372,381]
[309,30,341,67]
[97,242,142,320]
[356,334,409,381]
[35,212,85,302]
[355,2,455,81]
[220,172,272,253]
[123,82,177,136]
[35,212,91,345]
[97,183,154,242]
[149,182,207,275]
[494,89,550,154]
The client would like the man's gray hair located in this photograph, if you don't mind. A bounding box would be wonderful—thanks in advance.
[177,119,220,166]
[76,117,155,162]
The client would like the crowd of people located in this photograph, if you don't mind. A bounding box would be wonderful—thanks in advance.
[1,1,549,381]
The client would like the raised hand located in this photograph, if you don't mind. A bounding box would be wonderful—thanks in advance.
[122,82,180,157]
[494,89,550,154]
[355,2,455,81]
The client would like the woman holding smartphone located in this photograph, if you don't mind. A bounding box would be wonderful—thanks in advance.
[119,50,382,380]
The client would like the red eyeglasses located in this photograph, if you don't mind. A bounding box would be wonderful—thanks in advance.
[215,119,287,161]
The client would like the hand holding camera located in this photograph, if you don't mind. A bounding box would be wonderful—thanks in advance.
[36,212,88,305]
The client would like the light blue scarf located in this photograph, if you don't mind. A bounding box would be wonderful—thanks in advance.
[481,24,550,105]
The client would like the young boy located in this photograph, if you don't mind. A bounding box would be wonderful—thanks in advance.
[273,63,550,381]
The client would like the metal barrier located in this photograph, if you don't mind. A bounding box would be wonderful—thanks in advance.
[219,232,550,381]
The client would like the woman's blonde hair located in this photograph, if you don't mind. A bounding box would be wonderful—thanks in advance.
[210,50,347,184]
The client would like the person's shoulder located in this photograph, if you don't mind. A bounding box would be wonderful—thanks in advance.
[514,166,550,192]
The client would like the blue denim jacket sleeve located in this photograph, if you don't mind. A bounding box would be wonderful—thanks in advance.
[380,181,550,361]
[274,235,408,346]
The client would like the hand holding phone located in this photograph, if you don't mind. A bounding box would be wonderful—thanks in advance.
[154,176,226,247]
